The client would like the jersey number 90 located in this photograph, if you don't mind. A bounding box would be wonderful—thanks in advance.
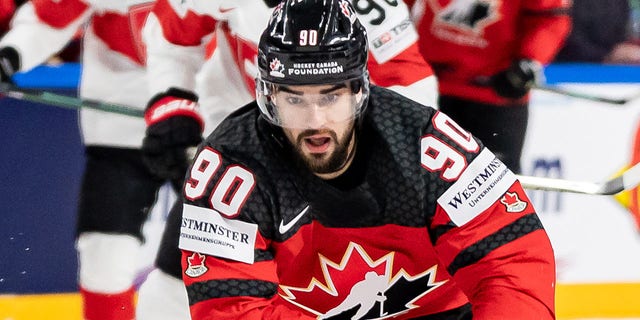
[184,147,255,218]
[421,112,479,181]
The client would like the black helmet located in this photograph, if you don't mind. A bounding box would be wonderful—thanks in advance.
[256,0,370,128]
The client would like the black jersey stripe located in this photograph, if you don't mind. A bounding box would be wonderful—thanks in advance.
[186,249,275,305]
[255,249,274,262]
[429,223,456,244]
[447,213,544,276]
[523,7,571,16]
[187,279,278,305]
[410,303,472,320]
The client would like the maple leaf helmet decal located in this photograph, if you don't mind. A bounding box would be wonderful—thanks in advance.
[256,0,370,129]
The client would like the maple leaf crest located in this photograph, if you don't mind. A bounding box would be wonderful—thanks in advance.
[269,58,285,77]
[188,252,205,266]
[501,192,518,205]
[279,242,447,319]
[428,0,500,35]
[185,252,208,278]
[500,192,527,213]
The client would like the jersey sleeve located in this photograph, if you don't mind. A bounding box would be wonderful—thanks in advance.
[0,0,91,71]
[0,0,17,34]
[518,0,571,64]
[143,0,217,96]
[423,111,555,319]
[355,0,438,107]
[178,146,317,320]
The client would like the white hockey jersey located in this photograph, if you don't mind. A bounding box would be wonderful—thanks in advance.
[0,0,154,148]
[143,0,438,136]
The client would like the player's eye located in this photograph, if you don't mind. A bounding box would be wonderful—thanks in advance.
[285,96,304,105]
[319,93,339,106]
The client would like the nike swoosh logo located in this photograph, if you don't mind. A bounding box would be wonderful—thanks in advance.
[218,7,235,13]
[279,205,310,234]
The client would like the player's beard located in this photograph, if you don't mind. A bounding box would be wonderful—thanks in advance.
[294,124,355,175]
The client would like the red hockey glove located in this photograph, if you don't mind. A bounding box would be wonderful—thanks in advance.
[490,59,542,99]
[0,46,19,83]
[142,87,203,185]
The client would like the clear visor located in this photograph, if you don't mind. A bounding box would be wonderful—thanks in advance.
[257,78,368,129]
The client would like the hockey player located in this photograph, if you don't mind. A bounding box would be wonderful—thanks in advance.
[140,0,439,184]
[175,0,556,319]
[136,3,277,318]
[135,0,441,319]
[0,1,167,319]
[409,0,571,173]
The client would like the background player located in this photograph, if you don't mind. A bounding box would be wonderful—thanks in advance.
[0,1,170,319]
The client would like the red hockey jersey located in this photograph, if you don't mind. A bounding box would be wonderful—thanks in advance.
[178,86,556,319]
[411,0,571,105]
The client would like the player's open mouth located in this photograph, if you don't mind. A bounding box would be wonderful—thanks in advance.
[304,136,331,153]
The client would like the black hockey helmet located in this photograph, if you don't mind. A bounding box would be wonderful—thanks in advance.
[256,0,370,129]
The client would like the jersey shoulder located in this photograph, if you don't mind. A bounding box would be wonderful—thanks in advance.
[367,85,436,132]
[367,86,510,225]
[369,86,519,227]
[198,102,307,239]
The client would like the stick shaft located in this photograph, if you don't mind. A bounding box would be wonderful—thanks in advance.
[516,175,603,194]
[516,162,640,195]
[0,83,144,117]
[471,76,638,105]
[534,85,632,105]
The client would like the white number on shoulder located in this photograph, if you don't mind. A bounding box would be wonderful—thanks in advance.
[420,112,479,181]
[185,147,255,218]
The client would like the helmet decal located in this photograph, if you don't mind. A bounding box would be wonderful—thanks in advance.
[284,61,346,79]
[339,0,357,23]
[269,58,286,78]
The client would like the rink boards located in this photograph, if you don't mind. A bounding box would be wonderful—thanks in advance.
[2,283,639,319]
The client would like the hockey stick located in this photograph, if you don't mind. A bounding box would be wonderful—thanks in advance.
[0,83,144,117]
[471,76,640,105]
[533,84,640,105]
[7,79,638,195]
[516,161,640,195]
